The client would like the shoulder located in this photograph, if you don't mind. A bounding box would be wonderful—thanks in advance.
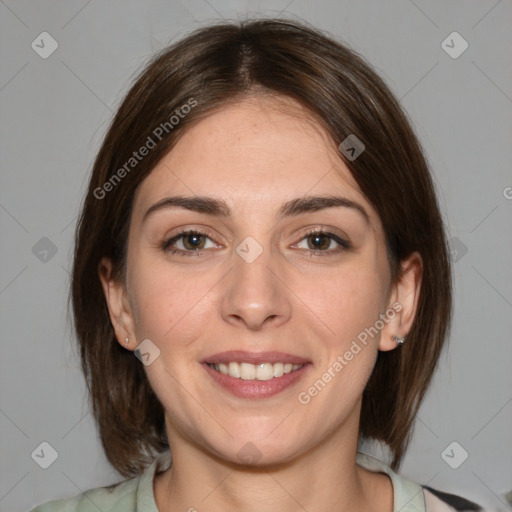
[29,477,139,512]
[30,450,171,512]
[356,452,485,512]
[423,485,484,511]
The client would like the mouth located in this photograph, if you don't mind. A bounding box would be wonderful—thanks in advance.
[207,361,304,380]
[202,351,311,399]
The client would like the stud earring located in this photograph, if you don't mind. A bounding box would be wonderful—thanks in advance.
[125,337,130,346]
[392,335,405,345]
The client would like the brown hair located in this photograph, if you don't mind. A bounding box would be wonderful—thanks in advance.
[71,18,452,477]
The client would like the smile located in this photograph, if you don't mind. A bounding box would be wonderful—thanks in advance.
[208,362,304,381]
[202,351,311,399]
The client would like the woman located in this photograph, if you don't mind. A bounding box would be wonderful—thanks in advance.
[31,18,484,512]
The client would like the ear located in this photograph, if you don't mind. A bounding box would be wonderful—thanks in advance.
[379,251,423,352]
[98,257,137,351]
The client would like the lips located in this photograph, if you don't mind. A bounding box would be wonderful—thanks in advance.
[201,350,310,365]
[209,361,304,380]
[201,351,312,399]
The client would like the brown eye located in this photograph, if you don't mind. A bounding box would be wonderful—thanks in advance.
[295,230,351,255]
[181,233,206,250]
[307,233,332,251]
[162,230,217,256]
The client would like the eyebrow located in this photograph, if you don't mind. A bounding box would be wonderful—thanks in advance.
[142,195,370,224]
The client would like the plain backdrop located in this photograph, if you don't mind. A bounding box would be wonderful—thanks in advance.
[1,1,511,511]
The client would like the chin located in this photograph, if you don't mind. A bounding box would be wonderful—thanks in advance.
[202,429,308,469]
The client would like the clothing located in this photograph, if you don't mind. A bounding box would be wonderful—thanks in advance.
[30,451,483,511]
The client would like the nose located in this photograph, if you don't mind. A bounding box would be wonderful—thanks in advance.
[220,242,292,331]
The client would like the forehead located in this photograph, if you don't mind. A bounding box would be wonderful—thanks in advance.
[132,95,376,224]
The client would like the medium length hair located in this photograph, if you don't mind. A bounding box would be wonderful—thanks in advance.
[71,18,452,477]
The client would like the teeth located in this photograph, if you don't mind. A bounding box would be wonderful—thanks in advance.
[210,361,304,380]
[273,362,284,378]
[228,361,240,378]
[240,362,256,380]
[256,363,274,381]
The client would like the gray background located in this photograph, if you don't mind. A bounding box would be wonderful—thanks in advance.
[1,1,511,511]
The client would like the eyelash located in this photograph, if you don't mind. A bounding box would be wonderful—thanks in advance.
[160,228,351,258]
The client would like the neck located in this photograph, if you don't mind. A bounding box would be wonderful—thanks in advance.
[154,416,393,512]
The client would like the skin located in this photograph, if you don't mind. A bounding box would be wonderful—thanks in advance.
[99,95,422,512]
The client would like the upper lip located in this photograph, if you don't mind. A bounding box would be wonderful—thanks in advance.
[201,351,311,365]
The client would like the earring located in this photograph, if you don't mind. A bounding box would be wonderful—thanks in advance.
[392,335,405,345]
[125,337,130,346]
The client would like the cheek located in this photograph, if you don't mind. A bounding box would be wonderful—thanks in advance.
[295,258,388,403]
[127,253,218,347]
[309,260,389,349]
[296,271,383,428]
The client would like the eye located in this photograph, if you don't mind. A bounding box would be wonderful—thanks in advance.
[161,229,218,256]
[161,228,350,258]
[295,229,351,255]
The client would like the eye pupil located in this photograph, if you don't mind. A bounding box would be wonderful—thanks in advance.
[309,234,329,250]
[184,234,204,250]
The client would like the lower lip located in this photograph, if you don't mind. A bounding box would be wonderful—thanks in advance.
[203,363,311,399]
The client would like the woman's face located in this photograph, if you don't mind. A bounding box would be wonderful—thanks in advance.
[103,95,417,465]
